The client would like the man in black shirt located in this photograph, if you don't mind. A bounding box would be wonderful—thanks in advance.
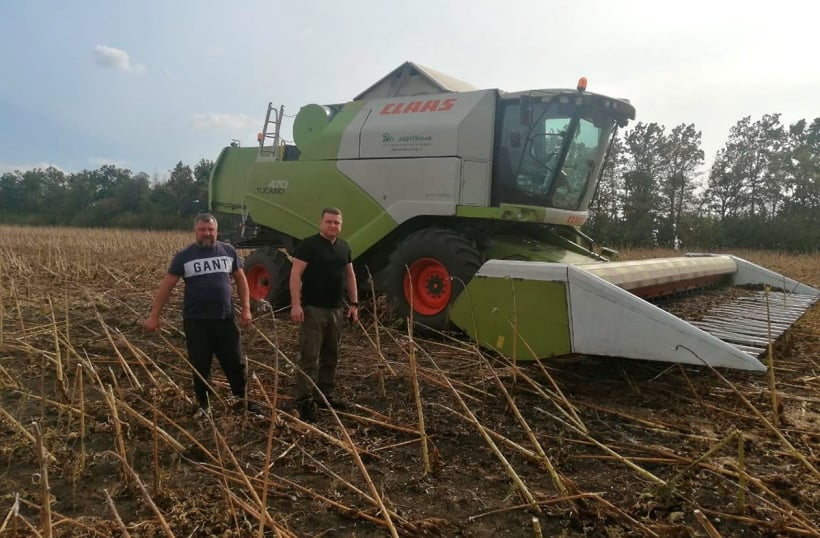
[290,207,359,422]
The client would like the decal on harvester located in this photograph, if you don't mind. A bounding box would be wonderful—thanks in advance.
[382,132,434,153]
[257,180,289,195]
[379,98,457,115]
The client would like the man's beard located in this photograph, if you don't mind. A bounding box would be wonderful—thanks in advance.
[197,238,215,247]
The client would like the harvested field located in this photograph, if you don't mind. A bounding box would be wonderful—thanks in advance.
[0,226,818,537]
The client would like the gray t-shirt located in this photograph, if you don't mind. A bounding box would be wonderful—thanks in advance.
[168,241,241,319]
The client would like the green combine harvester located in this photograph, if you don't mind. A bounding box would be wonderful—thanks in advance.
[209,61,818,371]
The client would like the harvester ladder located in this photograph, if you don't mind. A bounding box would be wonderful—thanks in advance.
[258,102,284,160]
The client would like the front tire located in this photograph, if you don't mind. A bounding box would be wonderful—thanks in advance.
[244,248,291,307]
[384,228,481,330]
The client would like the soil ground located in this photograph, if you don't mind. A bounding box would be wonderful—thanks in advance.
[0,228,818,537]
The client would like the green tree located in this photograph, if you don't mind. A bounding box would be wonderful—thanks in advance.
[192,158,214,213]
[620,122,666,246]
[657,124,704,248]
[586,134,625,245]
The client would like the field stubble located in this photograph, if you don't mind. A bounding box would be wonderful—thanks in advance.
[0,226,818,537]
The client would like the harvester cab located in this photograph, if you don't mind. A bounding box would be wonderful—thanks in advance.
[209,61,818,372]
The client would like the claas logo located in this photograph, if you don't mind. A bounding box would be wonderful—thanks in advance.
[380,98,457,115]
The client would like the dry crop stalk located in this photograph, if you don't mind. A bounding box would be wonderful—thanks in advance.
[103,488,132,538]
[126,397,193,453]
[47,296,68,400]
[274,346,400,538]
[12,279,27,341]
[427,353,540,510]
[482,357,568,496]
[258,394,277,538]
[97,310,141,390]
[531,517,542,538]
[268,305,281,418]
[104,451,174,538]
[265,472,405,532]
[33,422,53,538]
[128,339,178,388]
[667,429,740,487]
[536,407,665,485]
[159,331,225,406]
[764,286,781,427]
[489,307,587,433]
[737,431,746,516]
[405,297,431,475]
[40,350,47,423]
[63,280,69,350]
[103,385,130,481]
[352,315,396,376]
[207,413,241,533]
[298,448,385,506]
[249,322,400,535]
[152,405,161,496]
[0,272,4,346]
[77,364,86,473]
[0,493,20,535]
[589,494,660,538]
[207,412,285,532]
[365,267,387,396]
[703,362,820,479]
[694,509,723,538]
[116,328,160,388]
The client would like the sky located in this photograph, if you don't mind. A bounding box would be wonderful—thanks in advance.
[1,1,818,180]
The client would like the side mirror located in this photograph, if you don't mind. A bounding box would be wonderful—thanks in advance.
[519,95,533,126]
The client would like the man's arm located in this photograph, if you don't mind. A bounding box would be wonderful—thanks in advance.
[232,268,252,327]
[289,258,307,322]
[345,263,359,323]
[143,273,180,331]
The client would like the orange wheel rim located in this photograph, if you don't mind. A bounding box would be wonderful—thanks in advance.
[403,258,451,316]
[246,265,271,300]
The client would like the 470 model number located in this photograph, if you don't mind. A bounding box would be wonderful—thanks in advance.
[257,180,289,194]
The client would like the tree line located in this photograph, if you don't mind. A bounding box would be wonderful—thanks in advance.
[1,113,817,251]
[588,114,819,252]
[0,161,212,229]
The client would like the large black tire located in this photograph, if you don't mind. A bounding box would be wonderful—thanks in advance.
[244,248,291,307]
[384,228,482,331]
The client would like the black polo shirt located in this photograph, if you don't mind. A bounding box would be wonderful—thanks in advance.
[293,234,352,308]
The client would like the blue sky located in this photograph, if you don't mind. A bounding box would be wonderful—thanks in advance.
[1,1,817,178]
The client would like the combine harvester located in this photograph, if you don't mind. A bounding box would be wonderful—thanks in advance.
[209,62,818,371]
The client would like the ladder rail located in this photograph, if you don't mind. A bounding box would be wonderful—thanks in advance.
[257,103,285,159]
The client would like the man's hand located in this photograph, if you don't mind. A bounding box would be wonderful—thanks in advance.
[347,305,359,324]
[143,316,160,332]
[239,307,252,328]
[291,305,304,323]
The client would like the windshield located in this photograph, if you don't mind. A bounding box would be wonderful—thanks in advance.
[492,96,614,211]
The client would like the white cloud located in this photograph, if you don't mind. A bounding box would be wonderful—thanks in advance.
[191,112,258,130]
[0,162,64,174]
[205,46,224,57]
[93,45,145,74]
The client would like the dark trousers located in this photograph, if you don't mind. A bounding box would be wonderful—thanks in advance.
[296,306,342,404]
[183,318,246,407]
